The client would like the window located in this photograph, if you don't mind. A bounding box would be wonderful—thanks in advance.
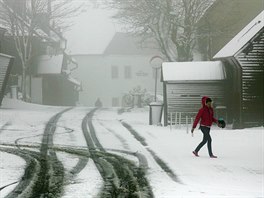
[124,66,132,79]
[112,97,119,107]
[111,65,119,79]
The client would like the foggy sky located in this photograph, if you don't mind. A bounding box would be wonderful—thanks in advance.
[64,6,121,55]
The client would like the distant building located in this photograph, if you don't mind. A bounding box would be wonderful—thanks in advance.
[72,32,163,107]
[0,1,81,106]
[33,54,81,106]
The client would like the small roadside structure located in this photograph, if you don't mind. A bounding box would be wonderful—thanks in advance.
[0,53,14,106]
[161,61,226,126]
[34,54,81,106]
[213,10,264,128]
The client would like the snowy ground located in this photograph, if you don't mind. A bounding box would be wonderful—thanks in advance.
[114,108,264,198]
[0,98,263,198]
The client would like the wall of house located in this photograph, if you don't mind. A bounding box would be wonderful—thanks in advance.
[72,54,163,107]
[42,75,78,106]
[31,77,42,104]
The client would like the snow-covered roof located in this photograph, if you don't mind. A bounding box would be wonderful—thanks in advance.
[162,61,226,81]
[214,10,264,59]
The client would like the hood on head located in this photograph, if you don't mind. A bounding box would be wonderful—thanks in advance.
[201,96,209,107]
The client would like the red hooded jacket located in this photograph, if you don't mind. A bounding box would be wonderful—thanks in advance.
[192,96,218,129]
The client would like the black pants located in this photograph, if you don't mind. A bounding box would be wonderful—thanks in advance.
[195,126,213,156]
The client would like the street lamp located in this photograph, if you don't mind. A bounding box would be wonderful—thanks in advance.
[149,55,163,102]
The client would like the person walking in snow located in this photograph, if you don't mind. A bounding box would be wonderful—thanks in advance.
[95,98,103,108]
[191,96,219,158]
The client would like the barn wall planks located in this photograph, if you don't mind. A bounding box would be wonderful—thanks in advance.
[165,82,226,125]
[236,29,264,126]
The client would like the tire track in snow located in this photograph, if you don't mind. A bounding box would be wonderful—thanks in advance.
[0,122,11,135]
[121,121,183,184]
[32,107,72,197]
[1,107,91,198]
[87,109,149,168]
[0,146,41,198]
[95,117,149,169]
[82,109,154,197]
[97,120,131,150]
[0,143,91,197]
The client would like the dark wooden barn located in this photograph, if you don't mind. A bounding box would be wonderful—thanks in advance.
[213,11,264,128]
[161,61,227,126]
[0,53,14,105]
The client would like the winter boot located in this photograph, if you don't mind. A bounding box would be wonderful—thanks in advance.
[192,151,199,157]
[210,155,217,158]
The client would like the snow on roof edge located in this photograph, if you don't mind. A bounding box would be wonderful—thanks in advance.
[162,61,226,81]
[213,10,264,59]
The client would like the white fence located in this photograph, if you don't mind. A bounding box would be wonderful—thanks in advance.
[168,112,197,133]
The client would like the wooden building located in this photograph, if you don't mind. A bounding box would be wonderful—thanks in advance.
[197,0,263,60]
[34,54,81,106]
[213,11,264,128]
[0,1,80,106]
[161,61,227,126]
[0,53,14,105]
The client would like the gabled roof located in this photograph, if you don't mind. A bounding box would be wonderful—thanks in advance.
[214,10,264,59]
[103,32,161,55]
[162,61,226,81]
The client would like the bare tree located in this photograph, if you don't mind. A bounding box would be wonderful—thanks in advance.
[106,0,215,61]
[0,0,82,101]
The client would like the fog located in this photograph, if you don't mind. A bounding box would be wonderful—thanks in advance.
[0,1,263,197]
[65,5,119,54]
[1,0,263,127]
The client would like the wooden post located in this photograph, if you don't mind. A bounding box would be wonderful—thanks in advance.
[179,112,182,128]
[186,115,189,133]
[175,112,178,128]
[170,112,172,131]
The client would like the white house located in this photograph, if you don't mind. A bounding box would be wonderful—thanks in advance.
[72,33,163,107]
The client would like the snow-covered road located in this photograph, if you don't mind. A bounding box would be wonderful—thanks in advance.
[0,99,263,198]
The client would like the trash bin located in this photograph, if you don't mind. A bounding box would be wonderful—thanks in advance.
[10,85,18,99]
[149,102,163,125]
